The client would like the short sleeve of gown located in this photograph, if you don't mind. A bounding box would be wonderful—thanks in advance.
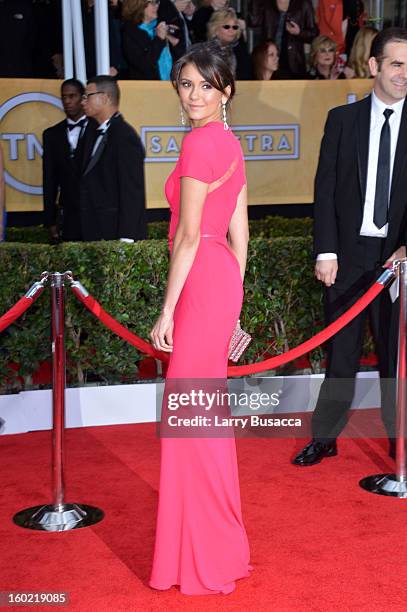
[178,129,214,184]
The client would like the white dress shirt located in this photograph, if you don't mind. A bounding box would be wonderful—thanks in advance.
[66,115,87,151]
[91,117,111,156]
[317,92,405,261]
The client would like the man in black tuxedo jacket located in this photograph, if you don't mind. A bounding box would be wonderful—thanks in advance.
[43,78,95,241]
[293,27,407,466]
[80,75,147,242]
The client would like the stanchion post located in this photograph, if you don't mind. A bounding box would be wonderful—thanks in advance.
[51,272,66,508]
[360,258,407,497]
[395,261,407,483]
[13,272,104,531]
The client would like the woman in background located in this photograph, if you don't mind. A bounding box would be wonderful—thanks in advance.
[308,34,354,80]
[122,0,176,80]
[348,26,378,78]
[252,39,280,80]
[207,8,252,79]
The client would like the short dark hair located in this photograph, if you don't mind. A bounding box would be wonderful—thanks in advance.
[61,78,85,95]
[87,75,120,105]
[171,41,235,107]
[370,26,407,65]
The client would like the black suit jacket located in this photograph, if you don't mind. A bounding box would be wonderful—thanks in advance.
[313,95,407,275]
[80,113,147,242]
[42,119,95,241]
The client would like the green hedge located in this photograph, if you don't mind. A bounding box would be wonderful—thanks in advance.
[0,233,327,391]
[0,216,376,391]
[5,216,313,243]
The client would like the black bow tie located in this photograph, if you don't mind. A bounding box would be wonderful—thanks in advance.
[67,119,87,131]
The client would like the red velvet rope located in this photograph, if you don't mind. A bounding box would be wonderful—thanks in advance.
[71,286,169,363]
[0,295,41,334]
[228,281,385,376]
[71,277,388,377]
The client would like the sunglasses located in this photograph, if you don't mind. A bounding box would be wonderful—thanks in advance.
[222,24,240,30]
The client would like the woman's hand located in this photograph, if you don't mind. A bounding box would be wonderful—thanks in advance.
[343,66,355,79]
[150,310,174,352]
[156,21,168,40]
[286,19,300,36]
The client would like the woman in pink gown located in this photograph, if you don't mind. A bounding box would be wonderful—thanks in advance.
[150,42,251,595]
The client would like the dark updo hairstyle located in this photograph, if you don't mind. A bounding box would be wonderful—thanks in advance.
[171,41,235,109]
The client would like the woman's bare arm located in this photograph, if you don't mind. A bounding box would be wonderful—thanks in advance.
[150,176,208,351]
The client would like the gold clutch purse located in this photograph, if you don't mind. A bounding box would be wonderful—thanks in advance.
[228,320,252,362]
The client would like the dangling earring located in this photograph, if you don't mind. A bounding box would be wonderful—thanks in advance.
[180,105,186,127]
[222,101,229,131]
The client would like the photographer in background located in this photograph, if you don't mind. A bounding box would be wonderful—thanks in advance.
[122,0,175,79]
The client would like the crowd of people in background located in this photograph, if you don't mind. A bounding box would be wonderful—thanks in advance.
[0,0,380,82]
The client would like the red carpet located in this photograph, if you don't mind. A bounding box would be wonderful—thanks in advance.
[1,417,406,611]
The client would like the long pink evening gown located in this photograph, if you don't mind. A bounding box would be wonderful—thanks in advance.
[149,121,252,595]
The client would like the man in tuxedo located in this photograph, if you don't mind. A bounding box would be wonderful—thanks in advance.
[80,75,147,242]
[43,78,95,241]
[293,27,407,466]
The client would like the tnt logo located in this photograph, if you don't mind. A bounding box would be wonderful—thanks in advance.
[0,92,63,195]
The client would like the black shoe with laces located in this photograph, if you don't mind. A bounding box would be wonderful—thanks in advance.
[292,439,338,466]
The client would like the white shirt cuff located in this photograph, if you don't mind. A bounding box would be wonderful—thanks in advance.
[316,253,337,261]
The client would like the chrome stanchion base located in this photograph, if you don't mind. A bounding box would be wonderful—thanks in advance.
[359,474,407,498]
[13,503,104,532]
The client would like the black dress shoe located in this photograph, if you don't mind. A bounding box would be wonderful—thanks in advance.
[292,439,337,466]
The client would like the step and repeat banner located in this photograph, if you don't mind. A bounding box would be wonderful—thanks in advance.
[0,79,371,212]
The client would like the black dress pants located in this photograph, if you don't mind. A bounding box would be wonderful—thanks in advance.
[312,237,398,442]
